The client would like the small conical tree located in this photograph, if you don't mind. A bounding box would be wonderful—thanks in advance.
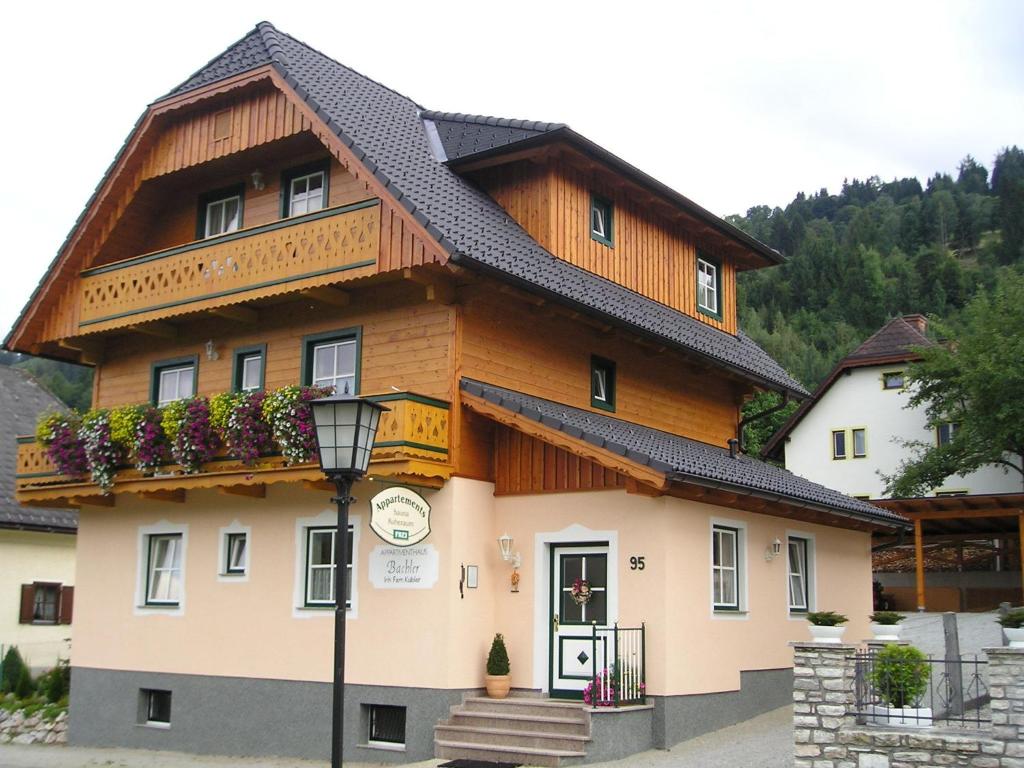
[486,633,510,676]
[1,647,28,694]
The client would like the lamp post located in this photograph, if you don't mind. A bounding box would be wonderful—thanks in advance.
[309,394,388,768]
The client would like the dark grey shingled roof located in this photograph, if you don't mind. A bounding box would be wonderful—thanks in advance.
[0,367,77,532]
[462,378,907,528]
[420,112,566,162]
[161,24,806,397]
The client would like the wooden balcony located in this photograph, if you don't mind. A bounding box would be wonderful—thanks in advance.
[76,199,381,335]
[15,391,449,505]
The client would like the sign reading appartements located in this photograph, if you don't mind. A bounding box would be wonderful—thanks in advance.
[369,487,431,547]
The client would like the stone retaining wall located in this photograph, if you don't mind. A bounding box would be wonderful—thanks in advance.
[793,643,1022,768]
[0,707,68,745]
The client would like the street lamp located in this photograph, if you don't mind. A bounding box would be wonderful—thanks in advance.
[310,394,388,768]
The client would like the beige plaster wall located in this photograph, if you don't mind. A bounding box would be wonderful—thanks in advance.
[0,529,76,670]
[71,478,872,696]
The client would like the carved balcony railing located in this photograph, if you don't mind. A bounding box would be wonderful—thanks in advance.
[76,199,381,334]
[15,391,449,504]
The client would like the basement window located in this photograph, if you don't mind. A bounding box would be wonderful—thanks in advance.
[141,689,172,727]
[367,704,406,748]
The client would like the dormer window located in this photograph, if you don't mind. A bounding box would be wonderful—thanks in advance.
[697,255,721,319]
[590,356,616,412]
[590,195,613,247]
[284,162,330,217]
[882,371,905,390]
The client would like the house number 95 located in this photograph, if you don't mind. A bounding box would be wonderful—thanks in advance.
[629,556,646,570]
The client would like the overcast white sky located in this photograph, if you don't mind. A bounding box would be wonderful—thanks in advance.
[2,1,1022,338]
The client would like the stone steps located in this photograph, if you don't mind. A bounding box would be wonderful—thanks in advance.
[435,694,590,766]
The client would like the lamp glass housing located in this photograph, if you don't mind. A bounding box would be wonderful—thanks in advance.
[498,533,513,562]
[310,396,388,476]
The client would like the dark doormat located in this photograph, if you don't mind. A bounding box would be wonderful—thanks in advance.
[438,761,521,768]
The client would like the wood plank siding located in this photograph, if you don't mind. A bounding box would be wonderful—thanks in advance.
[475,159,738,335]
[458,284,744,448]
[93,287,454,409]
[493,426,627,495]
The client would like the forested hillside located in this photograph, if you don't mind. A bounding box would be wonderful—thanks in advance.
[730,146,1024,454]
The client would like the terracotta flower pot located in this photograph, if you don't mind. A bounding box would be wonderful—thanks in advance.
[484,674,511,699]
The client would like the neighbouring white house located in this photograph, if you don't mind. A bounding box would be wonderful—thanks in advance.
[765,314,1024,611]
[0,366,76,671]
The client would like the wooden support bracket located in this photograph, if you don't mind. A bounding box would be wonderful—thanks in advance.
[219,484,266,498]
[58,338,104,365]
[403,268,456,305]
[139,489,185,503]
[210,305,259,324]
[127,322,178,339]
[303,479,334,492]
[301,286,351,307]
[70,495,115,507]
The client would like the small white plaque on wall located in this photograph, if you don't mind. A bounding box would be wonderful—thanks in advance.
[368,544,439,589]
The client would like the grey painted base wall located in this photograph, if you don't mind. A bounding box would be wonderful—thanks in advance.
[650,667,793,750]
[69,666,791,763]
[69,667,468,762]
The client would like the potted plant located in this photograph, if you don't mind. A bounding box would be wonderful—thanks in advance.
[997,608,1024,648]
[869,611,905,642]
[806,611,849,644]
[484,633,511,699]
[867,644,931,727]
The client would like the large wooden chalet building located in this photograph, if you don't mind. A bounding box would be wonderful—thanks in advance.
[5,23,906,764]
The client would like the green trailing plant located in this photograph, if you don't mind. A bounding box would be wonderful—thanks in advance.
[871,644,929,708]
[1,647,28,695]
[486,633,510,676]
[869,611,905,625]
[160,399,188,445]
[997,608,1024,629]
[262,385,332,465]
[807,611,848,627]
[108,404,143,455]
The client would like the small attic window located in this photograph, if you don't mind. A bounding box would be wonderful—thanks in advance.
[213,109,233,140]
[590,195,613,247]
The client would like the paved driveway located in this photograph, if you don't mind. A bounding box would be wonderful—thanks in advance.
[0,706,793,768]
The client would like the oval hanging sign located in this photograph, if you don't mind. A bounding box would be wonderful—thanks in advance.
[369,487,431,547]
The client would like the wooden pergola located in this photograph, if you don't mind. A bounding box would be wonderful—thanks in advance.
[872,493,1024,611]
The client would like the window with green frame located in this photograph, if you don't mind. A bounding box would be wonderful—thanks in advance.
[151,356,198,407]
[301,328,361,395]
[590,356,616,411]
[590,194,613,247]
[231,344,266,392]
[696,254,722,319]
[196,184,245,239]
[282,160,330,218]
[305,525,354,608]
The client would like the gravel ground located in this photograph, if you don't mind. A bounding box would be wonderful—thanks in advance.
[0,706,793,768]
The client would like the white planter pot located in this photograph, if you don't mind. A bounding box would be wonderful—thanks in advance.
[870,623,904,642]
[808,625,847,644]
[864,704,933,728]
[1005,626,1024,648]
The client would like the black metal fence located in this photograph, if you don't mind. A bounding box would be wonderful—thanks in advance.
[853,649,989,728]
[588,623,646,707]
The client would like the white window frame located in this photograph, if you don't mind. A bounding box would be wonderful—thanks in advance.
[786,531,816,617]
[592,367,608,403]
[293,510,360,619]
[882,371,905,390]
[204,195,242,238]
[590,197,611,242]
[288,171,326,216]
[157,365,195,407]
[311,339,357,395]
[852,428,867,458]
[710,518,747,617]
[218,520,251,582]
[697,257,719,315]
[135,521,188,616]
[832,429,847,460]
[240,354,262,392]
[937,422,958,447]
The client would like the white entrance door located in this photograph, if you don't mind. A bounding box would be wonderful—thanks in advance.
[549,544,610,698]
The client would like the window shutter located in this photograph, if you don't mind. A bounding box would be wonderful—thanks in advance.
[19,584,35,624]
[59,586,74,625]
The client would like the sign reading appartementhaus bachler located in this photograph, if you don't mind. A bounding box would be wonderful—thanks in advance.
[369,487,431,546]
[6,21,908,767]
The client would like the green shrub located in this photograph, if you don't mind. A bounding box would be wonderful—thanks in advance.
[486,633,510,676]
[869,611,904,625]
[1,647,28,695]
[807,611,848,626]
[39,660,70,703]
[871,644,929,708]
[997,608,1024,629]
